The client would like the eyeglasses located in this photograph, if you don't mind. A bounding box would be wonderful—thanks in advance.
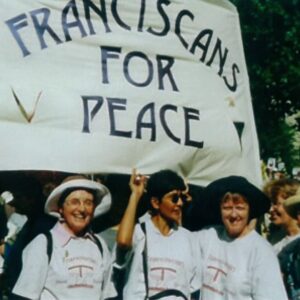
[171,193,190,205]
[65,198,94,208]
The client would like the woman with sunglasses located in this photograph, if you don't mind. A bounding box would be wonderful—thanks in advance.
[114,169,201,299]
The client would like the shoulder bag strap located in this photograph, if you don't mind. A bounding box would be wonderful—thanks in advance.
[139,222,149,300]
[149,289,188,300]
[138,225,189,300]
[91,233,103,258]
[43,231,53,263]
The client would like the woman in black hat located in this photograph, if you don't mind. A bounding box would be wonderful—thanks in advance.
[194,175,288,300]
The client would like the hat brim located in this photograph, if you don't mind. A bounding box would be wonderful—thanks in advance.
[284,194,300,219]
[45,179,111,218]
[205,176,270,221]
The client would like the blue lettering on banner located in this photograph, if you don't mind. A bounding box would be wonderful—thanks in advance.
[81,96,204,149]
[100,46,179,91]
[4,0,241,92]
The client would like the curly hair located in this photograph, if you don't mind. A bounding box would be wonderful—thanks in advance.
[263,178,300,202]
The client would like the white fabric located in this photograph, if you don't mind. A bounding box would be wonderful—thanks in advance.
[13,222,111,300]
[0,0,262,187]
[118,219,201,299]
[273,232,300,255]
[194,226,288,300]
[1,191,13,204]
[5,212,27,241]
[138,212,151,223]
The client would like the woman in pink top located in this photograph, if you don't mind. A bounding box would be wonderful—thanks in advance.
[12,175,112,300]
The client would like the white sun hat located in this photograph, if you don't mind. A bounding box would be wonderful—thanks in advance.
[44,176,112,218]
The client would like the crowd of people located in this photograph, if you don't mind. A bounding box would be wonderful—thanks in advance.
[0,170,300,300]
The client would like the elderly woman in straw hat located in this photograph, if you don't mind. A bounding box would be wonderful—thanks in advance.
[278,189,300,300]
[12,175,112,300]
[193,176,288,300]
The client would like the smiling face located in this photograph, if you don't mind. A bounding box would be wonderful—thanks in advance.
[152,189,189,225]
[59,189,96,236]
[269,192,295,227]
[220,193,250,238]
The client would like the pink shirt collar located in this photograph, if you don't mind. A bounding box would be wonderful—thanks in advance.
[52,221,94,247]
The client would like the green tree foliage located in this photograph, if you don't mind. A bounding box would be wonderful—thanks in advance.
[229,0,300,172]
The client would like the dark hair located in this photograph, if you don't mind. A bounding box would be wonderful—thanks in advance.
[147,170,185,198]
[143,170,185,214]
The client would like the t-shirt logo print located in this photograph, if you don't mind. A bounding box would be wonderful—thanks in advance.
[65,256,97,289]
[208,266,227,282]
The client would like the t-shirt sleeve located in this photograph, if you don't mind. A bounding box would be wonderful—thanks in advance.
[103,225,144,299]
[12,234,49,300]
[114,224,144,269]
[251,241,288,300]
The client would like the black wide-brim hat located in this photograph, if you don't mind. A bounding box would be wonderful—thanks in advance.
[205,176,270,222]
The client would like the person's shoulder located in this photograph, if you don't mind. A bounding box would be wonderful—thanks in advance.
[22,232,49,259]
[246,230,276,256]
[286,236,300,252]
[197,225,221,234]
[27,232,49,247]
[93,232,110,250]
[192,225,221,242]
[178,224,209,235]
[247,230,269,244]
[278,237,300,274]
[92,232,112,259]
[279,236,300,258]
[177,225,191,234]
[132,221,148,242]
[175,226,194,240]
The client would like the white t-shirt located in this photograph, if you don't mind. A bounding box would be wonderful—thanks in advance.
[13,222,111,300]
[273,232,300,255]
[118,219,201,299]
[194,226,288,300]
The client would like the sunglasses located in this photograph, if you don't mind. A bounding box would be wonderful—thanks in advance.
[171,193,190,204]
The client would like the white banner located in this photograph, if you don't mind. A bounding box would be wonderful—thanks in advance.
[0,0,262,186]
